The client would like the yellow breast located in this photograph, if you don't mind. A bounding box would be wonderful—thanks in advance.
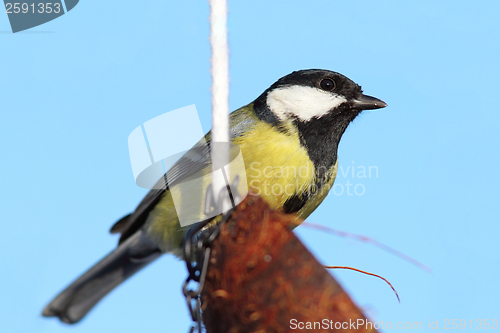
[234,121,316,209]
[147,120,337,254]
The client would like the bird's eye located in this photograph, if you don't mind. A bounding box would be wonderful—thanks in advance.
[320,78,335,91]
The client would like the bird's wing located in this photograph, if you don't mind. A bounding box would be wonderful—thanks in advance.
[113,104,257,243]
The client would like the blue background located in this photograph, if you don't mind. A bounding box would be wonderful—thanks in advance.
[1,1,499,332]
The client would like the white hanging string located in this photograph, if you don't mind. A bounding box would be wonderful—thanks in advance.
[209,0,230,209]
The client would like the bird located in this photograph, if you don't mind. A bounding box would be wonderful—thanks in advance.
[42,69,386,323]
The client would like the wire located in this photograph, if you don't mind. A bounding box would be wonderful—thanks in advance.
[325,266,400,303]
[303,221,431,273]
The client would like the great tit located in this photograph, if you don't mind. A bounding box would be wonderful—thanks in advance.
[42,69,386,323]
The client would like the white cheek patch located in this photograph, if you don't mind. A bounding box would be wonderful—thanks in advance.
[266,85,347,122]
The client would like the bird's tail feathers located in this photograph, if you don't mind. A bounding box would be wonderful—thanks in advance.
[42,230,161,324]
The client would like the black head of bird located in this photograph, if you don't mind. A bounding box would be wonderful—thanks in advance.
[253,69,386,177]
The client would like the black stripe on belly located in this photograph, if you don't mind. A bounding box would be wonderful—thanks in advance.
[282,169,335,214]
[283,191,309,214]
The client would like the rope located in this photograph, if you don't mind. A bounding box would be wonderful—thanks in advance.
[209,0,230,207]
